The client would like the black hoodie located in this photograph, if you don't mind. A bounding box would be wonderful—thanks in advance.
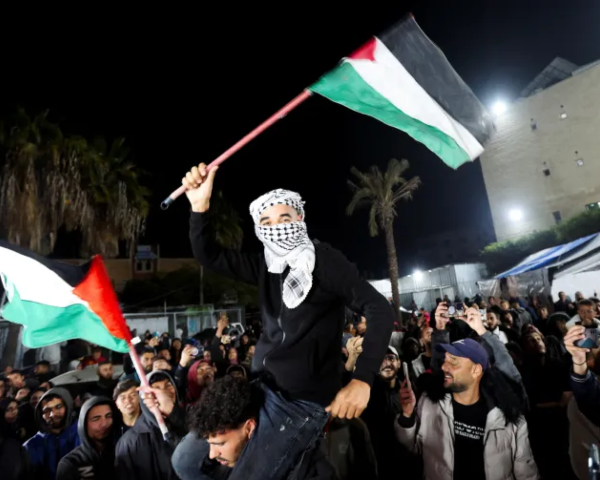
[190,212,394,406]
[115,370,187,480]
[56,396,120,480]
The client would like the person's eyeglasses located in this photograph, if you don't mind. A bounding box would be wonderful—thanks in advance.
[383,355,397,362]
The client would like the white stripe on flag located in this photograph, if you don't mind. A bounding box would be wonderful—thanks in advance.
[347,38,484,160]
[0,247,86,308]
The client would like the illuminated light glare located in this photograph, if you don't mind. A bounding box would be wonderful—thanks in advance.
[492,101,507,116]
[414,270,424,281]
[508,209,523,221]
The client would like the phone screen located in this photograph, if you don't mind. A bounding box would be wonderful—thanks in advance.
[402,362,409,381]
[576,328,599,349]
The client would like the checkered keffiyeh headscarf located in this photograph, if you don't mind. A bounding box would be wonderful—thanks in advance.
[249,189,315,309]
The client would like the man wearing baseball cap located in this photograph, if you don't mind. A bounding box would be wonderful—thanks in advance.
[394,306,539,480]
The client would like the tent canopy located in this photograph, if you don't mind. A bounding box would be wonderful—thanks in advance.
[495,233,599,279]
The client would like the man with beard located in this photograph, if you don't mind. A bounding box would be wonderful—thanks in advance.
[182,163,393,479]
[87,361,118,398]
[173,376,335,479]
[115,371,187,480]
[57,397,120,480]
[24,387,80,479]
[396,324,538,480]
[361,346,418,480]
[123,347,155,383]
[113,380,141,434]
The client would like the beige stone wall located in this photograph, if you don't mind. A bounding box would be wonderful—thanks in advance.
[480,64,600,241]
[59,257,198,292]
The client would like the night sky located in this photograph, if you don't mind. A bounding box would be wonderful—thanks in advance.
[2,2,599,276]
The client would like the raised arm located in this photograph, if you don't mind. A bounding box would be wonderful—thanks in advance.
[185,163,261,285]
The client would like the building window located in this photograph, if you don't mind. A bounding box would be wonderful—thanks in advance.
[576,158,584,167]
[586,202,600,211]
[543,168,551,176]
[553,211,562,224]
[135,260,153,273]
[560,105,567,119]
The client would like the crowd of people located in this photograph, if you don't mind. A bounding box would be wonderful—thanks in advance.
[2,163,600,480]
[1,291,600,479]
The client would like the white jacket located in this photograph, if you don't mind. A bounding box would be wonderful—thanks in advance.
[395,394,539,480]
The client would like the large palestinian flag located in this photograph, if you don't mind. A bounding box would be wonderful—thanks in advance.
[309,15,494,169]
[0,242,131,353]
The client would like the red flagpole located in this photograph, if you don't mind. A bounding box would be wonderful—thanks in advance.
[160,89,313,210]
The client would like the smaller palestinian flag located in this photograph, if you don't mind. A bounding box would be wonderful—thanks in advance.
[0,242,131,353]
[309,15,494,169]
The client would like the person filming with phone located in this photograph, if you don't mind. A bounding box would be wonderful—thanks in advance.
[395,304,538,480]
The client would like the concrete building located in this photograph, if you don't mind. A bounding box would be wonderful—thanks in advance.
[61,244,197,292]
[480,58,600,241]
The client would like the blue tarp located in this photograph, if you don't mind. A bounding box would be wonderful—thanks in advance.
[495,233,599,279]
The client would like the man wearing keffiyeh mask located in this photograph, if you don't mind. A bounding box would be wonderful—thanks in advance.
[177,162,394,480]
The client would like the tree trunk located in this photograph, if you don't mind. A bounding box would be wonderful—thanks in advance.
[383,220,403,326]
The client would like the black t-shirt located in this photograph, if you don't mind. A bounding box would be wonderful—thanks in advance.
[421,355,431,371]
[452,397,488,480]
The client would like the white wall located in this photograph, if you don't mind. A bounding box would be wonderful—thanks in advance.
[480,63,600,241]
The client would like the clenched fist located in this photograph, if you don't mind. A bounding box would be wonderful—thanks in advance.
[182,163,219,213]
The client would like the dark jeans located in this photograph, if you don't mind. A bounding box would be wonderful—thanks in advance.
[229,381,328,480]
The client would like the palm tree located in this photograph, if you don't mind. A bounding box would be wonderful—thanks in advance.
[347,158,421,324]
[0,110,150,368]
[82,137,150,258]
[198,191,244,303]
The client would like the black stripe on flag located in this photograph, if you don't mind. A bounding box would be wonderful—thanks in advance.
[379,15,494,145]
[0,240,92,288]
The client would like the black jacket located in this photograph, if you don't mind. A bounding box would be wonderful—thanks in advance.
[0,435,29,480]
[172,433,337,480]
[190,212,394,406]
[86,378,119,399]
[114,371,187,480]
[57,396,120,480]
[571,369,600,427]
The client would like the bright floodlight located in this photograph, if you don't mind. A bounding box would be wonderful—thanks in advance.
[414,270,424,281]
[492,100,507,116]
[508,209,523,221]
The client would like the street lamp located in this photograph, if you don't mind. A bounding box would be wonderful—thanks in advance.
[492,100,507,116]
[508,209,523,221]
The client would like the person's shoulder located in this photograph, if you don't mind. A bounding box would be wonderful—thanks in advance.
[58,444,84,466]
[314,242,354,269]
[117,420,151,449]
[23,431,45,449]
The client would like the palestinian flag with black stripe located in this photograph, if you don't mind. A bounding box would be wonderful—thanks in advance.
[0,242,131,353]
[309,15,494,168]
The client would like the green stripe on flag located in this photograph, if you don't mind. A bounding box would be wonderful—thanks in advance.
[2,285,129,353]
[309,62,471,169]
